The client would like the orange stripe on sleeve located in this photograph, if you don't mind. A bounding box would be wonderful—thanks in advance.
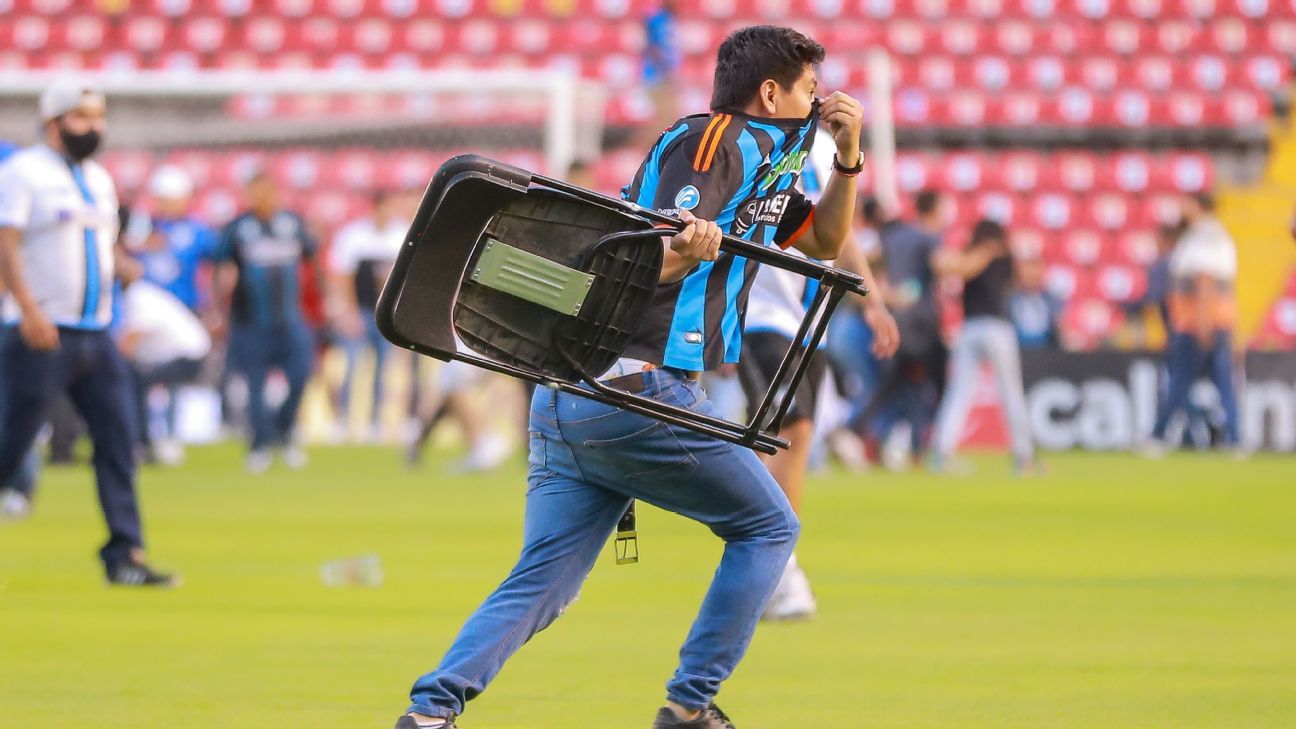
[692,115,724,171]
[699,114,732,172]
[779,209,815,249]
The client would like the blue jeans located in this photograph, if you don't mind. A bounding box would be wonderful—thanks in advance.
[1152,331,1240,445]
[0,327,143,563]
[408,369,799,718]
[227,322,314,451]
[338,308,390,425]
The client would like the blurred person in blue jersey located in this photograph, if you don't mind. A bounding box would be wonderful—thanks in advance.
[739,127,897,621]
[0,78,176,586]
[123,164,218,315]
[639,0,682,147]
[930,219,1038,476]
[328,189,409,443]
[396,26,866,729]
[1009,253,1062,350]
[214,171,319,473]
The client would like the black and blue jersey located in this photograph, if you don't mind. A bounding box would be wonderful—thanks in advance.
[621,109,818,371]
[216,210,316,328]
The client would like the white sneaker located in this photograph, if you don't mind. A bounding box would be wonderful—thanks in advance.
[1137,439,1168,460]
[455,435,512,473]
[282,445,308,470]
[246,449,273,474]
[828,430,870,472]
[762,563,817,622]
[154,439,186,467]
[0,490,32,521]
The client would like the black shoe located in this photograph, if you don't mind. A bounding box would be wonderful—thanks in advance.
[105,557,179,587]
[394,716,457,729]
[652,704,737,729]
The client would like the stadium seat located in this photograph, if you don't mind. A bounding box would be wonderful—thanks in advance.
[1087,192,1132,231]
[184,17,229,54]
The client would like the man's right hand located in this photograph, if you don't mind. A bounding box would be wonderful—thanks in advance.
[19,309,58,350]
[669,210,722,265]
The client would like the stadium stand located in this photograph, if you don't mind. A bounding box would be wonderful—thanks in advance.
[3,0,1294,347]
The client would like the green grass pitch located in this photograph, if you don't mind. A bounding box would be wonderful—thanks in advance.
[1,446,1293,728]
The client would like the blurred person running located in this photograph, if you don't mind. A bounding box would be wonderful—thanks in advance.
[739,127,898,621]
[930,219,1038,476]
[0,78,176,585]
[214,171,320,473]
[395,26,865,729]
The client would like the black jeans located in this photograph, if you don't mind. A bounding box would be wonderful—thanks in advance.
[0,327,144,564]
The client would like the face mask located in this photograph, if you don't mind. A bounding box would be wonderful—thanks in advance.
[57,124,102,162]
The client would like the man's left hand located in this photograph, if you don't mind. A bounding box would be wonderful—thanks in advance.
[820,91,864,159]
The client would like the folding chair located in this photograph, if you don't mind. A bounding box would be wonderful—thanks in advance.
[376,155,868,455]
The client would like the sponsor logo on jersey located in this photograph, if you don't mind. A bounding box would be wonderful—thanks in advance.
[674,185,701,211]
[759,150,809,192]
[733,191,794,237]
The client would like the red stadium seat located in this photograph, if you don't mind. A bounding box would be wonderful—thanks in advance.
[63,15,105,52]
[994,151,1045,192]
[125,16,169,54]
[972,56,1012,91]
[894,88,934,127]
[918,56,957,91]
[349,18,395,54]
[1111,90,1153,128]
[938,90,989,127]
[1161,152,1214,193]
[1055,152,1097,193]
[1026,56,1066,91]
[885,20,935,56]
[1153,20,1202,55]
[1106,151,1154,193]
[1115,0,1164,17]
[1051,87,1096,126]
[1117,229,1160,266]
[987,92,1044,127]
[1132,56,1176,92]
[894,152,933,193]
[1208,18,1255,55]
[993,19,1038,55]
[1174,0,1216,18]
[399,19,446,53]
[938,152,985,192]
[1189,55,1230,92]
[239,17,287,54]
[1070,0,1113,18]
[9,16,51,51]
[1097,265,1145,303]
[100,150,155,193]
[1032,192,1074,230]
[194,187,240,224]
[1242,56,1290,92]
[184,17,229,54]
[1078,55,1121,92]
[272,149,325,190]
[1086,192,1131,231]
[1045,263,1081,299]
[1006,0,1059,17]
[1103,19,1147,56]
[939,20,984,55]
[1135,193,1184,228]
[1062,228,1105,265]
[152,0,194,16]
[274,0,317,16]
[976,191,1021,225]
[1265,20,1296,55]
[1162,91,1208,127]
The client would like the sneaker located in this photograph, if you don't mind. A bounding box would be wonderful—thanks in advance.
[282,444,308,470]
[1137,439,1168,460]
[246,449,273,474]
[0,489,32,521]
[105,556,179,588]
[394,715,457,728]
[154,439,186,467]
[762,563,816,622]
[652,704,737,729]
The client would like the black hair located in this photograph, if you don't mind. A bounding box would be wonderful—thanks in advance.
[710,26,825,111]
[915,189,940,217]
[1191,191,1216,212]
[970,218,1006,246]
[860,195,882,226]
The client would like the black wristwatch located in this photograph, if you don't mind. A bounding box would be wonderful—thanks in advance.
[833,150,865,176]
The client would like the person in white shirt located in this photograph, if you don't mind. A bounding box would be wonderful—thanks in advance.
[0,77,176,586]
[327,189,409,441]
[119,278,212,466]
[1146,192,1242,452]
[738,127,898,620]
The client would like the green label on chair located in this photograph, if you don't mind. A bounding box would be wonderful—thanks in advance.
[469,238,595,316]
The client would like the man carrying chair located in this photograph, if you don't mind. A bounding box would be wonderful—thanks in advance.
[394,26,865,729]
